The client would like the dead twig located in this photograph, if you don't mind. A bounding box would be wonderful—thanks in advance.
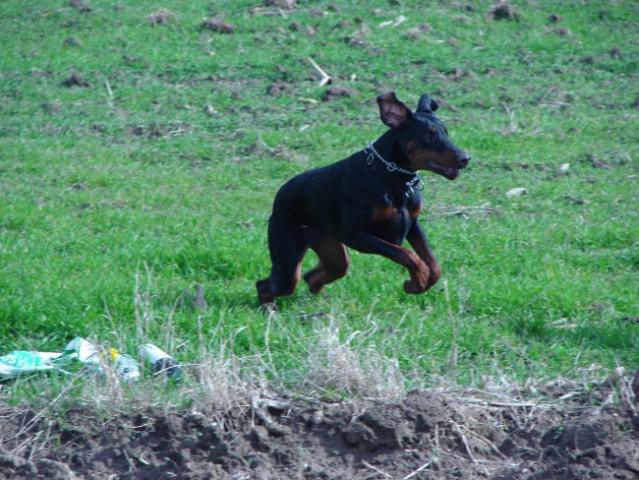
[379,15,407,28]
[452,421,478,464]
[452,422,490,476]
[460,397,542,409]
[308,57,331,87]
[257,132,277,153]
[362,460,393,479]
[250,391,289,436]
[425,204,500,218]
[459,424,508,460]
[13,376,79,456]
[104,79,113,98]
[402,461,432,479]
[501,103,518,135]
[15,379,78,438]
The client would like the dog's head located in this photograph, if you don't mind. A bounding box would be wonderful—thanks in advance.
[377,92,470,180]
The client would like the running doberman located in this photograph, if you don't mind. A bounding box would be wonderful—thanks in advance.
[256,92,470,309]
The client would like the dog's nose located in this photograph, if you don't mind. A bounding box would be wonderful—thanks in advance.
[459,155,470,167]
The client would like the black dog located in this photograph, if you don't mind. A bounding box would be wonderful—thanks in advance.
[257,92,469,309]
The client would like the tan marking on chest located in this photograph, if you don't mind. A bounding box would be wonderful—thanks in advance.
[371,206,399,223]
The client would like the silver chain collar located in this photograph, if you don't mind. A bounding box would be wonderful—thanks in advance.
[365,142,424,197]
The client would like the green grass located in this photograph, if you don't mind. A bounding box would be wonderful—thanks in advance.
[1,0,638,401]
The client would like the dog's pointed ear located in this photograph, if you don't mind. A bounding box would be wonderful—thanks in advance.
[416,93,439,114]
[377,92,412,128]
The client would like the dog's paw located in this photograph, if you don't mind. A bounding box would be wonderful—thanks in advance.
[403,279,428,294]
[256,278,278,309]
[304,272,324,294]
[259,302,279,315]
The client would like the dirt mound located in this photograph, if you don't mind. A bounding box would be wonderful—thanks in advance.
[1,385,639,479]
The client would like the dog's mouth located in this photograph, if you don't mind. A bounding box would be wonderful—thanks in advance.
[425,160,461,181]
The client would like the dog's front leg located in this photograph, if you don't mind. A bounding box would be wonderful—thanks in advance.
[406,221,442,289]
[341,231,431,294]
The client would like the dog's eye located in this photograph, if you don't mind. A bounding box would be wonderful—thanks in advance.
[428,127,437,136]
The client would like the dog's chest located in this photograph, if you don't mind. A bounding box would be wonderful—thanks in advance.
[370,192,419,243]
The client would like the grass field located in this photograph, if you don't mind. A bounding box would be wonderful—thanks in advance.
[1,0,638,403]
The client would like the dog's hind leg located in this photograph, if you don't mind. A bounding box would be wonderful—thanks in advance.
[256,215,309,307]
[303,236,350,294]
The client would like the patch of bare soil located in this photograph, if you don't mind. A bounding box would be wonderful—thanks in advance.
[201,17,235,34]
[322,85,360,102]
[1,381,639,480]
[487,1,520,21]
